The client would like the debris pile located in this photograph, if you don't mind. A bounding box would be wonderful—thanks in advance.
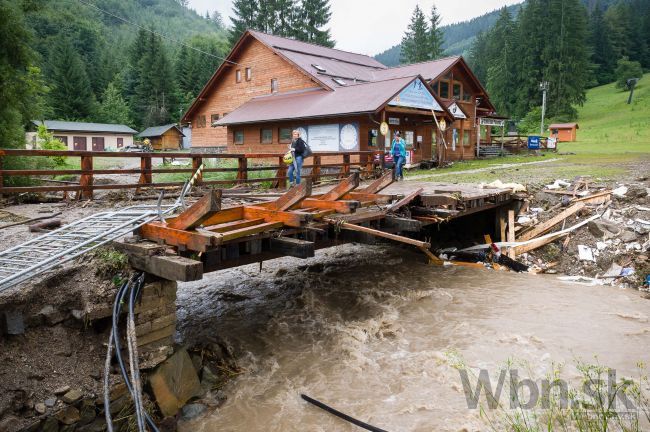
[514,176,649,288]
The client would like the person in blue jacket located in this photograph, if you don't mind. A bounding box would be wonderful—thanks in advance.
[390,131,406,180]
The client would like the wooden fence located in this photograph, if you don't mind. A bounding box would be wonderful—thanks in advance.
[0,149,382,199]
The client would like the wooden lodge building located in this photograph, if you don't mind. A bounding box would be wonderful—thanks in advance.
[182,30,500,164]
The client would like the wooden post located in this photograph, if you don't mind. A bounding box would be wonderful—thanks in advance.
[341,154,351,178]
[192,156,203,186]
[272,156,286,189]
[507,209,516,258]
[79,155,93,200]
[498,208,507,244]
[237,156,248,184]
[0,152,4,199]
[312,155,321,184]
[139,155,152,185]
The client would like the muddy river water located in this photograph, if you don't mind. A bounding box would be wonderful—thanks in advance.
[176,244,650,431]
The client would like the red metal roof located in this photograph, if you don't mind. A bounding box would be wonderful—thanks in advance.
[216,76,449,125]
[183,30,496,122]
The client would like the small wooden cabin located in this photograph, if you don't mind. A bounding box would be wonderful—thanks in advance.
[549,123,579,142]
[138,124,184,151]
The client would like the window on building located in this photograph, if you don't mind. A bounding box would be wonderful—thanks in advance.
[53,136,68,147]
[196,115,206,128]
[236,69,242,83]
[453,82,462,100]
[462,90,472,102]
[279,127,292,143]
[234,130,244,145]
[463,129,471,146]
[271,78,278,93]
[245,67,252,81]
[117,137,124,148]
[260,128,273,143]
[439,81,450,99]
[223,112,228,118]
[368,129,378,147]
[211,114,220,126]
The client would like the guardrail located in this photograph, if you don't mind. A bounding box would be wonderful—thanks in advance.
[0,149,382,199]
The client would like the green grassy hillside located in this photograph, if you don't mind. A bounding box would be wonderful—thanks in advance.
[571,73,650,155]
[407,75,650,184]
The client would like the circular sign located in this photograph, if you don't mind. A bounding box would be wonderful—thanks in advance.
[296,127,308,143]
[438,118,447,132]
[379,121,389,136]
[339,124,358,150]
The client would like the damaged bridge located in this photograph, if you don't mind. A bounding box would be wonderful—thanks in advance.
[116,172,518,282]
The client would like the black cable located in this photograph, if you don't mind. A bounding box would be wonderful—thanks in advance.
[301,394,390,432]
[111,274,160,432]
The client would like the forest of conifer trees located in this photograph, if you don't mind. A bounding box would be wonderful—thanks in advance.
[467,0,650,121]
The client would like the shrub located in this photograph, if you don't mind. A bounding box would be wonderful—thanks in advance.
[615,57,643,90]
[36,124,67,166]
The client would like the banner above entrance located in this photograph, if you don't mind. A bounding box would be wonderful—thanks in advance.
[388,78,443,112]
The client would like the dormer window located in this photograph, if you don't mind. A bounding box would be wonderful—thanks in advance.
[333,78,347,86]
[312,64,326,73]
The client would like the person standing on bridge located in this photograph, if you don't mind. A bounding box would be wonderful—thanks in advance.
[391,131,406,180]
[288,129,307,185]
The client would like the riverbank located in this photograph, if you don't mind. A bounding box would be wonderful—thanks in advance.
[0,167,648,431]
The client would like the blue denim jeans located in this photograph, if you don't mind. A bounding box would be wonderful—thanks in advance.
[288,155,303,184]
[394,155,404,179]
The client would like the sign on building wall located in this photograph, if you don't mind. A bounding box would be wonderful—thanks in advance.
[388,78,443,112]
[479,117,505,127]
[304,122,359,152]
[448,102,467,119]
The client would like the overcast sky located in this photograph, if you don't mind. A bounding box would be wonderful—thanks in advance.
[187,0,523,55]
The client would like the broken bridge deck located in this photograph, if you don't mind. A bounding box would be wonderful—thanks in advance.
[116,172,515,282]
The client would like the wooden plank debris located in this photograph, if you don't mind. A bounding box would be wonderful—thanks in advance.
[318,173,360,201]
[167,189,222,230]
[139,222,213,252]
[326,219,430,249]
[270,237,315,259]
[128,254,203,282]
[359,171,393,194]
[389,188,423,212]
[203,221,283,245]
[267,180,312,211]
[517,202,585,242]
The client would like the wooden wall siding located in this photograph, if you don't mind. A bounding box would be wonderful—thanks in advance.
[190,39,321,148]
[152,129,183,151]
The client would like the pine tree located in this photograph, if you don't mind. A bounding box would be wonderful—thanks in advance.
[0,0,47,150]
[211,11,224,29]
[468,31,489,85]
[542,0,590,118]
[130,31,178,128]
[512,0,547,117]
[97,81,132,126]
[256,0,274,33]
[428,3,444,59]
[401,5,430,64]
[298,0,334,46]
[47,37,95,120]
[486,8,517,116]
[230,0,258,45]
[589,1,616,85]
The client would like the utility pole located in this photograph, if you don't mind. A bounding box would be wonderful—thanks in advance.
[627,78,639,104]
[540,81,549,136]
